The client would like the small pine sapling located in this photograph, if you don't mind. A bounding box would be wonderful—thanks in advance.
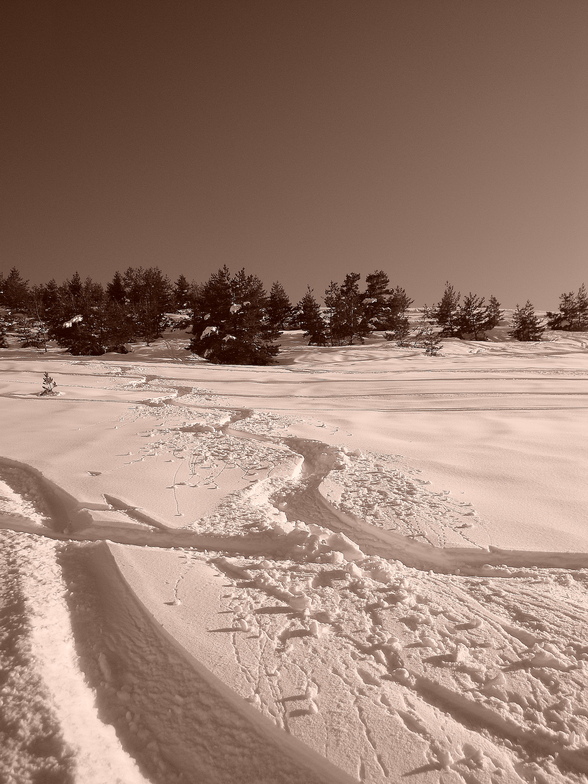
[384,318,411,346]
[414,320,443,355]
[40,371,57,396]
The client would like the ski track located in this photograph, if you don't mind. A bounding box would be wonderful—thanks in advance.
[1,356,588,783]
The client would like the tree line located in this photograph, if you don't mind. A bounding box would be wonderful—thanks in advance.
[0,265,586,364]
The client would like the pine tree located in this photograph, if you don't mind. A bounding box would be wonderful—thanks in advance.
[47,275,107,354]
[360,270,390,332]
[457,293,490,339]
[576,283,588,329]
[58,312,106,355]
[324,273,369,345]
[173,274,194,311]
[413,319,443,355]
[36,279,65,343]
[266,281,294,331]
[15,314,49,350]
[509,301,545,341]
[0,310,10,348]
[296,287,328,345]
[106,271,127,304]
[428,282,462,337]
[122,267,173,343]
[40,371,57,396]
[546,285,588,331]
[358,273,414,334]
[0,267,30,311]
[485,295,503,330]
[101,301,135,351]
[190,267,280,364]
[384,319,412,346]
[63,271,84,308]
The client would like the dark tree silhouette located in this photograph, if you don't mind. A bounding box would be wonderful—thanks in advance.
[267,281,294,331]
[324,273,369,345]
[509,301,546,341]
[190,267,280,364]
[547,284,588,331]
[296,287,328,345]
[425,282,462,337]
[0,267,30,311]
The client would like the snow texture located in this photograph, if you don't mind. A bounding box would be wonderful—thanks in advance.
[1,328,588,782]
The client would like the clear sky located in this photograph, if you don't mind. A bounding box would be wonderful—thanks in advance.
[2,0,587,307]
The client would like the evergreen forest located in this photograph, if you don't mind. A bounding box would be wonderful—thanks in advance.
[0,266,586,364]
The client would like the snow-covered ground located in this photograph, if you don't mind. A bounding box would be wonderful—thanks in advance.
[1,329,588,783]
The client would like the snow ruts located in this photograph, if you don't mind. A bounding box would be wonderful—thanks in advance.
[3,420,588,574]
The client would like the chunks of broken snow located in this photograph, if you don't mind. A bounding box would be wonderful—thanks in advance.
[524,644,575,671]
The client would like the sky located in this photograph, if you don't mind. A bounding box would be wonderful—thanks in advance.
[1,0,587,308]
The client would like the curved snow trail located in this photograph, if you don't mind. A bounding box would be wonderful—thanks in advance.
[1,531,150,784]
[56,541,358,784]
[0,531,75,784]
[3,418,588,573]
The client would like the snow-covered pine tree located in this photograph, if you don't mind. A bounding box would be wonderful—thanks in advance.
[360,270,390,332]
[509,301,545,341]
[16,314,49,350]
[190,267,280,364]
[296,287,328,345]
[266,281,294,331]
[48,275,107,354]
[0,310,10,348]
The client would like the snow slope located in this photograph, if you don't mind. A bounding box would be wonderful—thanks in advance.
[0,330,587,783]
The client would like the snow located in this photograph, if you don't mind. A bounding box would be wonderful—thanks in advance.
[1,330,588,782]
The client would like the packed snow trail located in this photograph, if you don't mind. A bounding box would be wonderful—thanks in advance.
[3,431,588,573]
[0,531,149,784]
[57,541,358,784]
[0,532,74,784]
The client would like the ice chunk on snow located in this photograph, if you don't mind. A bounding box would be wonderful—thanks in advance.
[345,562,363,579]
[528,646,573,670]
[325,532,364,561]
[288,593,312,612]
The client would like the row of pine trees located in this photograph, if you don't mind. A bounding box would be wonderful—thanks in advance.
[0,266,587,364]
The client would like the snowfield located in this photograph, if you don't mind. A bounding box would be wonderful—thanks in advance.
[1,329,588,784]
